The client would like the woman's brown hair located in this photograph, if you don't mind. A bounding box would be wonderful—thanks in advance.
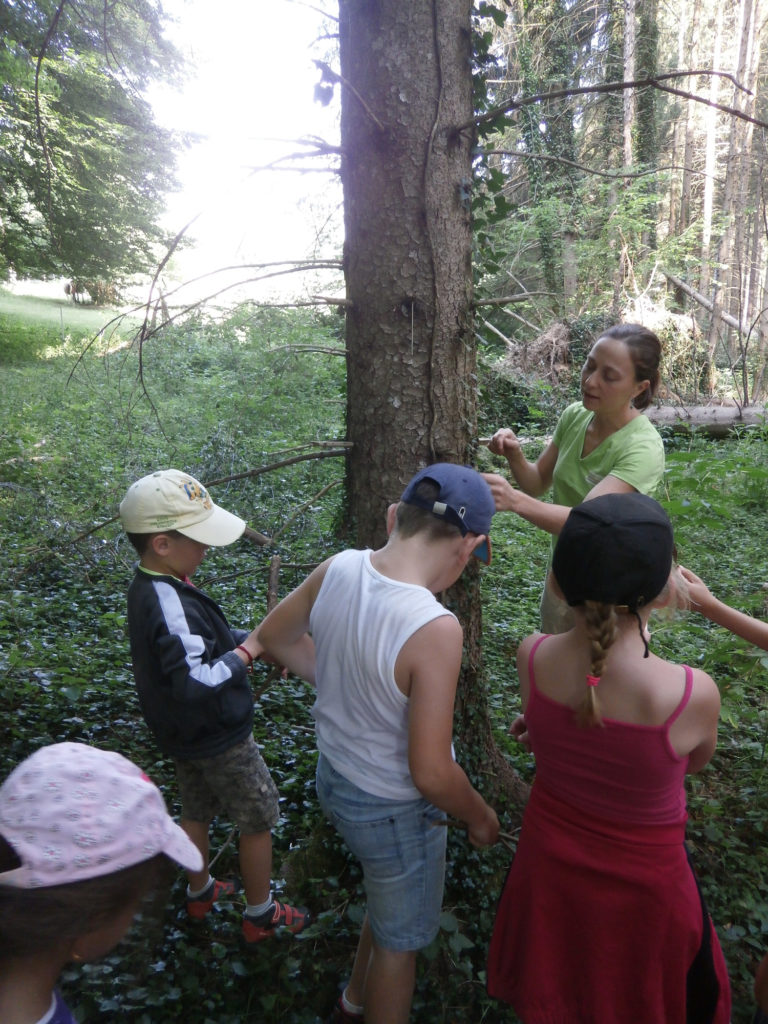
[599,323,661,410]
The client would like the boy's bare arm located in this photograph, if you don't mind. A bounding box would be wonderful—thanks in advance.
[405,617,499,847]
[256,558,333,684]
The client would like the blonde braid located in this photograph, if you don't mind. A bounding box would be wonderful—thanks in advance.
[578,601,618,727]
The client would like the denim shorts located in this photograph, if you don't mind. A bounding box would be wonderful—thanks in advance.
[316,754,447,952]
[174,734,279,833]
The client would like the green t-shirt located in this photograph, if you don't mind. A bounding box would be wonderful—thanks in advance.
[551,401,665,508]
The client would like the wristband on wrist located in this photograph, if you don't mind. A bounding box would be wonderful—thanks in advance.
[236,644,254,668]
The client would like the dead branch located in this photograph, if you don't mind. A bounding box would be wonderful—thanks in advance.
[67,514,273,549]
[477,150,722,185]
[459,70,767,134]
[69,261,343,384]
[480,318,514,349]
[478,436,538,447]
[204,448,350,488]
[242,525,273,546]
[133,263,344,345]
[474,292,554,306]
[288,0,338,23]
[311,295,351,307]
[269,344,347,356]
[239,441,351,457]
[270,479,343,542]
[243,136,343,172]
[661,270,745,333]
[313,60,385,131]
[146,259,343,309]
[236,301,346,311]
[65,452,348,548]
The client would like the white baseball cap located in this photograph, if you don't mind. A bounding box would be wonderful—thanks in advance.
[119,469,245,546]
[0,742,203,888]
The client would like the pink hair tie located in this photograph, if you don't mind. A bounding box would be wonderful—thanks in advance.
[586,674,601,687]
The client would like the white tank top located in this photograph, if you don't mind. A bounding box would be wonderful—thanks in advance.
[310,548,454,799]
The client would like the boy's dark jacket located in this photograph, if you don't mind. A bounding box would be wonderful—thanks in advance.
[126,568,253,760]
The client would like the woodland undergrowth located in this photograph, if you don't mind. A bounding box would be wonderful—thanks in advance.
[1,296,768,1022]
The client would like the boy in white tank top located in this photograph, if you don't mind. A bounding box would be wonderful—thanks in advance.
[257,463,500,1024]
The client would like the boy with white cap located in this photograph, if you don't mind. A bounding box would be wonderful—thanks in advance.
[119,469,308,944]
[257,463,500,1024]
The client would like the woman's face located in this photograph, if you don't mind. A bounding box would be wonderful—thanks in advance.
[580,336,648,415]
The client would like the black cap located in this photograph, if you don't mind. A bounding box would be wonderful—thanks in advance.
[552,493,673,609]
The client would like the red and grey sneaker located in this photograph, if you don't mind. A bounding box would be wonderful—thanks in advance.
[324,994,364,1023]
[186,878,236,920]
[241,899,310,943]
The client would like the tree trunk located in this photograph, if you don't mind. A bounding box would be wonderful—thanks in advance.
[698,3,723,303]
[672,0,700,239]
[563,229,577,309]
[338,0,526,807]
[645,404,767,435]
[704,0,753,385]
[622,0,636,171]
[340,0,475,538]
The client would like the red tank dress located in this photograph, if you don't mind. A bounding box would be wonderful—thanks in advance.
[487,635,731,1024]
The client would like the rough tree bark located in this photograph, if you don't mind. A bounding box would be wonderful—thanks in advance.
[703,0,755,387]
[338,0,527,809]
[340,0,475,535]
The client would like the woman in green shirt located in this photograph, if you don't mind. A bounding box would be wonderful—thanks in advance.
[483,323,665,631]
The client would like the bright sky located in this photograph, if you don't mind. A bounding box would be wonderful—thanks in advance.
[149,0,342,303]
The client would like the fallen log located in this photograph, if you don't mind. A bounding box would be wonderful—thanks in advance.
[645,404,767,436]
[661,270,745,334]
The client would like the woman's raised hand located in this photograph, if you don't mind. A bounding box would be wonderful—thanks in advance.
[488,427,523,460]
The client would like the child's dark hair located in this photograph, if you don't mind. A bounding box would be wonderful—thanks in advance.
[125,529,184,555]
[396,479,464,542]
[0,838,174,960]
[598,323,661,410]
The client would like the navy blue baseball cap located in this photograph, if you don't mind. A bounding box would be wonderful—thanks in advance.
[401,463,494,563]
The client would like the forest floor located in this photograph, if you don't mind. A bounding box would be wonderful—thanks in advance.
[1,296,767,1022]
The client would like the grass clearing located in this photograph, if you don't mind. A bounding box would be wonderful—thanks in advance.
[1,302,767,1021]
[0,284,141,330]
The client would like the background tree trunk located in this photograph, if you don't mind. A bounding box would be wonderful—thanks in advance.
[671,0,700,240]
[704,0,753,386]
[698,2,723,303]
[622,0,636,171]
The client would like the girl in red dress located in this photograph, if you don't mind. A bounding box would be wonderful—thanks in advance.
[487,492,731,1024]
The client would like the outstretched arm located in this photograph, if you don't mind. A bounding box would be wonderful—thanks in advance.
[404,616,499,847]
[680,565,768,651]
[483,469,639,537]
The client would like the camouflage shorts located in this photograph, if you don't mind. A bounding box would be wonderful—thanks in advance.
[174,734,279,834]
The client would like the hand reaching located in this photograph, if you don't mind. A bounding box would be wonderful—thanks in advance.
[510,714,531,753]
[488,427,523,461]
